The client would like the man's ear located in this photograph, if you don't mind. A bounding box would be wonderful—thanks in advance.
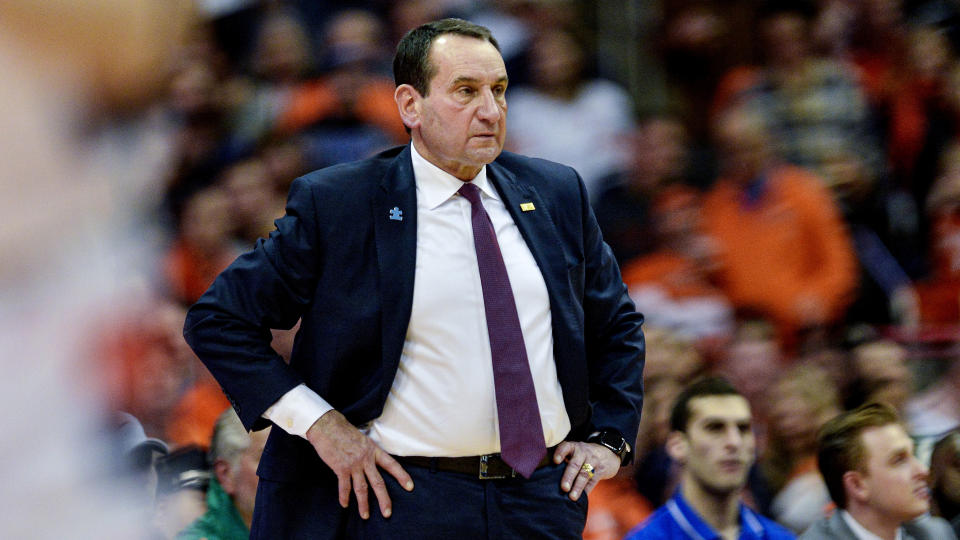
[395,84,421,130]
[666,431,689,465]
[843,470,868,504]
[213,459,234,495]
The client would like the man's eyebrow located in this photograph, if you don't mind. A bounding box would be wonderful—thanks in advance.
[450,75,509,86]
[697,414,751,424]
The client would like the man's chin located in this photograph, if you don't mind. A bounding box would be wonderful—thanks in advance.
[702,477,746,497]
[467,146,503,165]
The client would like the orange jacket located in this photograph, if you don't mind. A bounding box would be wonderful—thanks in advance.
[701,165,857,332]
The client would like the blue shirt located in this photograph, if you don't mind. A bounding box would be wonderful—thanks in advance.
[624,489,795,540]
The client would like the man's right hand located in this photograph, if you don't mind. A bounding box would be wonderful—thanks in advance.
[305,410,414,520]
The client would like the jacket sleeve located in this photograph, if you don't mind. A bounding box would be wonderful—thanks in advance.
[577,173,646,456]
[183,177,321,430]
[788,169,858,321]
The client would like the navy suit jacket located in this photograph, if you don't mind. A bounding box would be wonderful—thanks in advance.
[183,144,644,512]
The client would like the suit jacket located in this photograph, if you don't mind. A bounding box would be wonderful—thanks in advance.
[798,510,957,540]
[182,145,645,525]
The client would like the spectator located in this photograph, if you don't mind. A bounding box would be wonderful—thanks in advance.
[763,363,841,533]
[621,185,734,344]
[845,338,913,414]
[915,142,960,323]
[233,9,402,169]
[624,376,794,540]
[278,8,402,140]
[99,299,198,439]
[220,157,286,246]
[714,320,785,430]
[164,363,232,450]
[702,103,857,349]
[799,402,956,539]
[929,431,960,536]
[592,114,689,265]
[233,10,314,145]
[163,186,243,304]
[904,36,960,278]
[153,446,210,540]
[713,0,883,207]
[178,408,270,540]
[906,356,960,443]
[113,411,170,514]
[506,25,635,194]
[657,1,755,150]
[162,54,242,223]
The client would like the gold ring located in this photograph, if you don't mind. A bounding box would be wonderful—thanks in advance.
[580,463,595,479]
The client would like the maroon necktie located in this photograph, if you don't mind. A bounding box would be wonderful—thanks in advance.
[458,182,546,478]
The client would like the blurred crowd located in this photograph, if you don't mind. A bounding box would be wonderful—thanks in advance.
[9,0,960,538]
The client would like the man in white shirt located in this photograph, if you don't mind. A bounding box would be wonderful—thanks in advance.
[183,18,645,539]
[800,403,956,540]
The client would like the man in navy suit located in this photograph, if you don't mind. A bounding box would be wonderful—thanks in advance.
[183,18,645,539]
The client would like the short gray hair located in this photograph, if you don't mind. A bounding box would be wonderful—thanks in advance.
[209,408,251,467]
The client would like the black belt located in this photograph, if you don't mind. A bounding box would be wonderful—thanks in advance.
[395,446,558,480]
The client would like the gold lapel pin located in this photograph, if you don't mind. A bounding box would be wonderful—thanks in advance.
[520,202,536,212]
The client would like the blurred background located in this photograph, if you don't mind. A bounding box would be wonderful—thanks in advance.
[5,0,960,538]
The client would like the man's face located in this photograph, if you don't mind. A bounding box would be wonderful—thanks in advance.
[407,34,507,180]
[931,439,960,509]
[670,395,755,495]
[715,110,769,184]
[856,424,930,521]
[226,428,269,523]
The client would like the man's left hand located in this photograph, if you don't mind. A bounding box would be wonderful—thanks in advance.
[553,441,620,501]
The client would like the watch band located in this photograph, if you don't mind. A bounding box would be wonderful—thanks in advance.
[586,430,630,466]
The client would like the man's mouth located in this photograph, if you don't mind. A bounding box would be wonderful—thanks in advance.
[718,459,744,472]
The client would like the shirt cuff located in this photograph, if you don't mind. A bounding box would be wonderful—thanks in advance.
[262,383,333,439]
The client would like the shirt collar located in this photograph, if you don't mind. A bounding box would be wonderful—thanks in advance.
[410,142,498,210]
[840,510,903,540]
[667,488,768,540]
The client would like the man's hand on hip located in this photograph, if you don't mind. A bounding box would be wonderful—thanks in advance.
[554,441,620,501]
[305,410,413,520]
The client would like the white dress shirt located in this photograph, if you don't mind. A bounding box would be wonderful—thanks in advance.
[264,143,570,456]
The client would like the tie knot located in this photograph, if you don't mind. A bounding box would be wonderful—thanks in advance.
[458,182,482,205]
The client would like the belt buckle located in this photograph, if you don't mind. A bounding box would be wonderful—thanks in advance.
[478,454,515,480]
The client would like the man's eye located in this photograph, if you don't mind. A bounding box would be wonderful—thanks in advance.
[458,87,475,97]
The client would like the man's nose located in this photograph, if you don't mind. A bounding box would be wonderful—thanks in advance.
[914,456,930,480]
[476,87,501,122]
[724,426,744,447]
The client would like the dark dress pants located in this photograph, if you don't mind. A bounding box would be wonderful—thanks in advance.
[348,459,589,539]
[251,460,588,539]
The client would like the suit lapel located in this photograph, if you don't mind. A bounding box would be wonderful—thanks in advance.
[373,146,417,401]
[487,163,568,311]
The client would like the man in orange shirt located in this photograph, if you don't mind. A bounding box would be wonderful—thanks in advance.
[701,104,857,346]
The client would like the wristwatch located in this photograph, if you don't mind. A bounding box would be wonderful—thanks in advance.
[586,430,631,466]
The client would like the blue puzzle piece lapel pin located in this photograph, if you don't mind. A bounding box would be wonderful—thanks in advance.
[389,207,403,221]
